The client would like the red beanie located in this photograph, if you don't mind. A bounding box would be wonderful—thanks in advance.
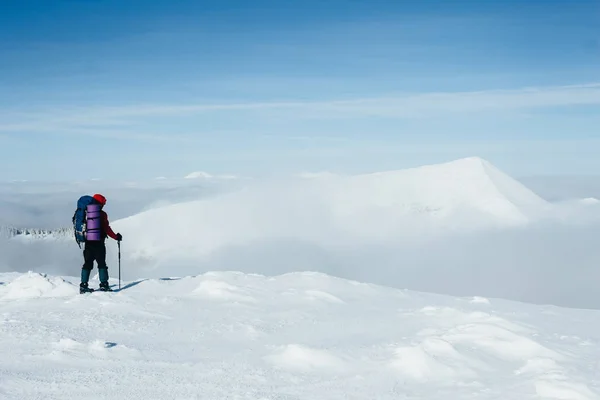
[93,194,107,205]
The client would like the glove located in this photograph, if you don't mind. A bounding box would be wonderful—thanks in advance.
[116,233,122,241]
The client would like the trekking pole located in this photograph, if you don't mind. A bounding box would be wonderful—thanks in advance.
[118,240,121,290]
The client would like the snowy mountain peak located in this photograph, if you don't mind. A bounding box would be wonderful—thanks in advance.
[184,171,213,179]
[337,156,548,224]
[109,157,550,264]
[184,171,238,180]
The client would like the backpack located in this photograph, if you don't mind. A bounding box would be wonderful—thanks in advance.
[72,195,101,247]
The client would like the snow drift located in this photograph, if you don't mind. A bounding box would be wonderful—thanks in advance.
[0,270,598,399]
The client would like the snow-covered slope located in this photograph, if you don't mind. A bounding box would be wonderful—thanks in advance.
[113,157,549,261]
[324,156,548,233]
[0,270,598,399]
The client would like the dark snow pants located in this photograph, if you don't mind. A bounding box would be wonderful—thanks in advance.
[81,241,109,284]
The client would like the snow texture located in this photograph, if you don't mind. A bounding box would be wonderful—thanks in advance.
[0,270,599,399]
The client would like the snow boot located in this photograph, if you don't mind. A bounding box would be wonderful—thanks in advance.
[98,282,112,292]
[98,268,112,291]
[80,282,94,294]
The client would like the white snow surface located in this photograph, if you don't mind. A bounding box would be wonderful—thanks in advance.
[0,270,599,399]
[114,157,550,261]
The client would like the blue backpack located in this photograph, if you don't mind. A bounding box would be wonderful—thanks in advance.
[72,195,97,248]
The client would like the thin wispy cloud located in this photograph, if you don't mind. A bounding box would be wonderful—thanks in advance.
[1,82,599,139]
[38,128,219,143]
[322,82,600,117]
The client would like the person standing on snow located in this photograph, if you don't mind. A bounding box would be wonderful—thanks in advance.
[80,194,122,293]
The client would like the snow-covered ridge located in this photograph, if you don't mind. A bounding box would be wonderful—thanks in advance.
[327,156,548,222]
[111,157,551,260]
[0,270,598,399]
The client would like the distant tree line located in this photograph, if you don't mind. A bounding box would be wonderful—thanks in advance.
[0,226,72,239]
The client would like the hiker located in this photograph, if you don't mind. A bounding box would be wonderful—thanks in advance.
[79,194,122,293]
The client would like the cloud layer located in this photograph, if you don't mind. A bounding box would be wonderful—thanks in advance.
[1,160,600,310]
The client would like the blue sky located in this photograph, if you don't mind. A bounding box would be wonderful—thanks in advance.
[1,0,599,180]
